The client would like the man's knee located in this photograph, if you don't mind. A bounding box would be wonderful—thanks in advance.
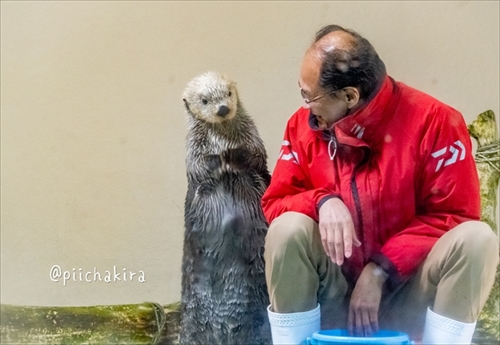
[448,221,499,261]
[265,212,317,256]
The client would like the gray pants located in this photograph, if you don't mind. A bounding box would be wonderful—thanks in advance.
[264,212,499,340]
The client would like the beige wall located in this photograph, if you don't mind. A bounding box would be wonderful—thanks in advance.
[1,1,498,306]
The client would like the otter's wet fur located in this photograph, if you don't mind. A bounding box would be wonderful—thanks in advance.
[180,71,272,345]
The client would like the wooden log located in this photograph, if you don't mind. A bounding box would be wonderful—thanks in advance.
[468,109,500,344]
[0,302,168,345]
[157,302,180,345]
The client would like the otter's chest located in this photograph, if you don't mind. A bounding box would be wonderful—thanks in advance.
[205,134,240,154]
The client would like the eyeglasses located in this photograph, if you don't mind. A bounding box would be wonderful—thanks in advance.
[299,86,338,104]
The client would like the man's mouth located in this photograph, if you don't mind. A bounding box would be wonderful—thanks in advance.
[313,113,328,130]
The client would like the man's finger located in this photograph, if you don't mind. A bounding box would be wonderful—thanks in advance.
[343,226,353,258]
[354,311,364,337]
[333,224,344,265]
[352,226,361,248]
[319,224,330,257]
[361,310,373,336]
[347,309,355,336]
[369,309,379,335]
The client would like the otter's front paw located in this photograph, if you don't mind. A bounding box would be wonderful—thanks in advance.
[223,147,251,170]
[205,154,222,171]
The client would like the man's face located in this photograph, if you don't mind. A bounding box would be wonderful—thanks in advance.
[299,52,349,130]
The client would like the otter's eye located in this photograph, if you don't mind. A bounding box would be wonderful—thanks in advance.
[202,99,208,105]
[228,91,232,97]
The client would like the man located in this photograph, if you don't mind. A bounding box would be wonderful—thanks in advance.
[262,25,498,344]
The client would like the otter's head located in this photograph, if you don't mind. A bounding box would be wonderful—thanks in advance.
[182,71,239,124]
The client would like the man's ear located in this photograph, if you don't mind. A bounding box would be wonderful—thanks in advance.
[342,87,360,109]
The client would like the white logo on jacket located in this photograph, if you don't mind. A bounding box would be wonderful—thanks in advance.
[431,140,466,172]
[351,124,365,139]
[279,140,299,164]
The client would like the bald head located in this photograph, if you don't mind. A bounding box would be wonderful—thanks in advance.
[311,29,356,55]
[304,25,387,101]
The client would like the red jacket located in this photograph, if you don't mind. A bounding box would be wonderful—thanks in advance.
[262,75,480,287]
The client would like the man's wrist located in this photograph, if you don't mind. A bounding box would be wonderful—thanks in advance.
[317,194,342,212]
[366,262,388,284]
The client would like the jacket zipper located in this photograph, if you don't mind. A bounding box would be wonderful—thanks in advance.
[328,130,366,243]
[350,147,371,248]
[350,167,364,244]
[328,136,338,160]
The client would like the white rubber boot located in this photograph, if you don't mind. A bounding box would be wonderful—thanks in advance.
[267,304,321,345]
[421,307,476,344]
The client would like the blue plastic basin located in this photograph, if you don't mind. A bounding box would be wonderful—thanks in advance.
[307,329,411,345]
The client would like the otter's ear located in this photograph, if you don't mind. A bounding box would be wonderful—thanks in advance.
[229,81,238,96]
[183,98,190,111]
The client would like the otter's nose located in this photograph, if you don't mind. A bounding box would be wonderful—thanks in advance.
[217,105,230,118]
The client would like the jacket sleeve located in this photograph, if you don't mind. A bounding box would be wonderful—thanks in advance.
[371,107,481,288]
[262,115,335,224]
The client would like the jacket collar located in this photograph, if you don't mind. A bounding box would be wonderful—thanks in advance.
[309,75,399,147]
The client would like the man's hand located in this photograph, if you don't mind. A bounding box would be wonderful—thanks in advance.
[348,262,388,337]
[318,197,361,265]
